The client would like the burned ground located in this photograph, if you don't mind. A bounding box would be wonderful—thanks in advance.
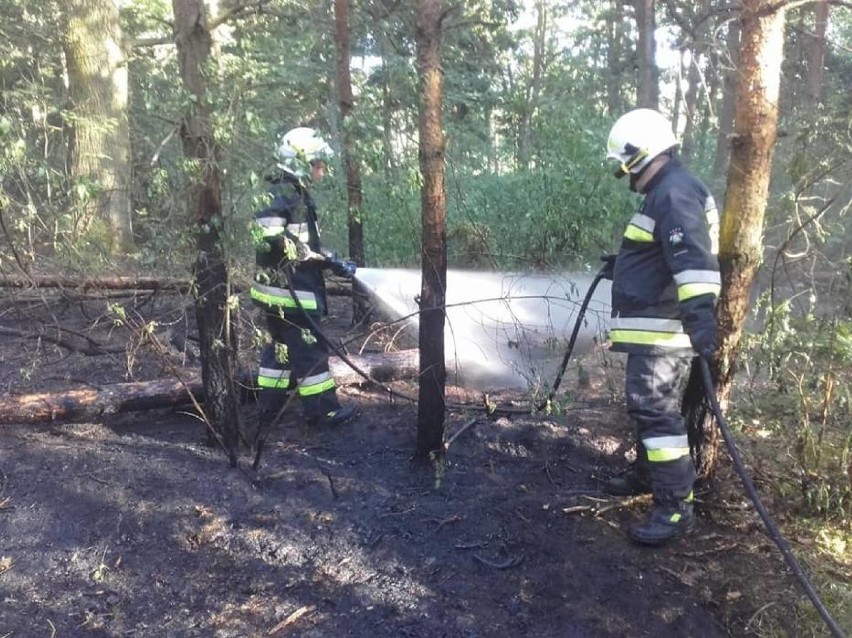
[0,290,814,637]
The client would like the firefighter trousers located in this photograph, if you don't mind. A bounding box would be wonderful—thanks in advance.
[256,307,341,421]
[625,353,695,506]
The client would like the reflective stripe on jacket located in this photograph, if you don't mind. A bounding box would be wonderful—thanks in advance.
[610,160,720,355]
[250,283,319,311]
[252,173,327,315]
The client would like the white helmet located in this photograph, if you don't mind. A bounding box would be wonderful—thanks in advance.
[605,109,679,178]
[276,127,333,177]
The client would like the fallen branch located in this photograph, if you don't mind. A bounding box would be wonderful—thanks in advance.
[444,418,478,450]
[0,350,420,425]
[267,605,315,636]
[0,274,354,296]
[0,325,125,356]
[426,514,463,533]
[454,540,489,550]
[0,274,192,292]
[314,457,338,499]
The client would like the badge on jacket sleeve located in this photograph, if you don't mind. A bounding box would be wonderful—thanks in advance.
[668,226,684,245]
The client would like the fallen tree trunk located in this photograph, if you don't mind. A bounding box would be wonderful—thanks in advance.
[0,350,419,425]
[0,275,354,296]
[1,275,191,292]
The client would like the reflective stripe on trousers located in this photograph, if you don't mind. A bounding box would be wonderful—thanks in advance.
[610,316,693,350]
[256,307,340,419]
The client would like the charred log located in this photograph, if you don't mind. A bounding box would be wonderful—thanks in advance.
[0,275,355,296]
[0,350,420,425]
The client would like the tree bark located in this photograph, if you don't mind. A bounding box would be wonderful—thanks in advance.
[377,34,398,177]
[808,0,829,103]
[334,0,365,267]
[671,49,684,133]
[172,0,242,466]
[684,0,786,477]
[0,351,421,425]
[712,19,739,189]
[415,0,447,461]
[633,0,659,109]
[63,0,134,253]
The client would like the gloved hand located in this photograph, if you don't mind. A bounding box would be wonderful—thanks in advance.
[600,254,617,280]
[688,324,717,361]
[328,258,357,279]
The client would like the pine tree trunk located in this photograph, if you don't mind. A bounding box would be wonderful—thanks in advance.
[633,0,658,109]
[415,0,447,461]
[606,0,626,116]
[63,0,134,253]
[517,0,546,169]
[172,0,241,466]
[808,1,829,103]
[685,0,786,477]
[680,0,711,161]
[712,20,739,188]
[334,0,365,267]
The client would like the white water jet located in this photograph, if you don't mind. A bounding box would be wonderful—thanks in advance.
[354,268,612,391]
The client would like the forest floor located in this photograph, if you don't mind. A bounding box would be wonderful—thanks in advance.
[0,288,836,638]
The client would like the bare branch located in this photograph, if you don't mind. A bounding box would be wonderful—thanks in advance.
[761,0,852,15]
[128,35,173,48]
[209,0,278,30]
[128,0,284,49]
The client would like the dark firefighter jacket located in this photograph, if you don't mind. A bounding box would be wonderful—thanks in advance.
[610,159,720,356]
[250,173,328,315]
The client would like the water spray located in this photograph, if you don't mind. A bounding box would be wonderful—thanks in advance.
[355,266,611,393]
[334,264,846,634]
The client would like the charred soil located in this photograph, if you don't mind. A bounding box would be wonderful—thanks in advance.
[0,291,811,637]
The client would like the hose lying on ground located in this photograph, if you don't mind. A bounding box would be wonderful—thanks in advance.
[698,357,846,638]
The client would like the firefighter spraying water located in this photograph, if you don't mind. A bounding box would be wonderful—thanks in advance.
[250,127,360,435]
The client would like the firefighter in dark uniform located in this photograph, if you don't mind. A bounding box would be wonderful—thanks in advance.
[603,109,720,545]
[251,127,359,428]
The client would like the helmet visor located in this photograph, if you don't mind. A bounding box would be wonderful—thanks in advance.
[611,144,648,178]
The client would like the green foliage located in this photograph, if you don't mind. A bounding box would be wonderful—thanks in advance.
[313,108,633,269]
[741,290,852,521]
[447,167,627,268]
[0,1,849,632]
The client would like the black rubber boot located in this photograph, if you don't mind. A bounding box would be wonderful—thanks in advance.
[628,502,695,546]
[604,464,652,496]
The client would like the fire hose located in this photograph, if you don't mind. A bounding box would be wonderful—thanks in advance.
[534,262,609,412]
[535,260,845,637]
[697,357,845,638]
[279,263,846,636]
